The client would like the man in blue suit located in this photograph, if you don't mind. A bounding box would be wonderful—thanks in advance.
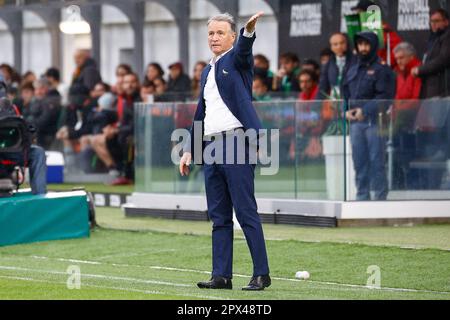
[179,12,271,291]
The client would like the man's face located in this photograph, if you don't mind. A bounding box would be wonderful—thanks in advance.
[21,88,34,104]
[357,40,371,56]
[123,75,139,96]
[252,79,268,97]
[280,58,298,75]
[154,79,166,95]
[74,51,87,68]
[330,34,348,57]
[299,74,314,93]
[91,83,106,99]
[169,67,181,80]
[208,20,236,56]
[394,50,413,71]
[254,58,269,70]
[430,12,449,33]
[34,85,48,99]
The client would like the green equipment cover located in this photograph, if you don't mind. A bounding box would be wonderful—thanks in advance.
[0,191,90,247]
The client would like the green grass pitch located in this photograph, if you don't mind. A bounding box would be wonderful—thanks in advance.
[0,207,449,300]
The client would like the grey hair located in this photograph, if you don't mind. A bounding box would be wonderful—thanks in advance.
[207,13,236,33]
[393,42,416,57]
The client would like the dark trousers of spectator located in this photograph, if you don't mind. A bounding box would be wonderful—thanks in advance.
[203,135,269,278]
[350,122,388,201]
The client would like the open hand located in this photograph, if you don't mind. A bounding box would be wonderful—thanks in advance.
[245,12,264,33]
[179,152,192,176]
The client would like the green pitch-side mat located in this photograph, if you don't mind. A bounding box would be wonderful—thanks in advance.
[0,191,90,247]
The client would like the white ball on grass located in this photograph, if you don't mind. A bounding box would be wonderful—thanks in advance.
[295,271,310,280]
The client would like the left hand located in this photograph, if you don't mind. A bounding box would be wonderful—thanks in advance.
[245,11,264,33]
[355,108,365,122]
[411,67,419,77]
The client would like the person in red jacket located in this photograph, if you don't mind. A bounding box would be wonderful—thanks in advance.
[394,42,422,100]
[392,42,422,189]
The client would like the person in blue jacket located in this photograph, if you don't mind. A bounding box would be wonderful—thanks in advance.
[317,32,356,100]
[343,31,396,201]
[179,12,270,291]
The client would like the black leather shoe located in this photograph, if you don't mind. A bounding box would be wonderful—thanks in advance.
[197,276,232,290]
[242,275,271,291]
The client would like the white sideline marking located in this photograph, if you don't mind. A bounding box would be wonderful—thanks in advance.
[0,265,191,288]
[0,275,226,300]
[6,255,450,296]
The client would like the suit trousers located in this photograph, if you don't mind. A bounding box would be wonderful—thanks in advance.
[203,133,269,278]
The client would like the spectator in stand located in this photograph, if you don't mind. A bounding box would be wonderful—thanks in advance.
[141,78,156,103]
[351,0,402,68]
[45,67,69,106]
[145,62,165,83]
[192,61,207,100]
[69,49,102,110]
[21,71,36,87]
[412,8,450,98]
[106,72,141,185]
[78,92,119,174]
[411,9,450,188]
[297,69,323,161]
[301,59,321,78]
[113,64,133,94]
[394,42,422,100]
[318,32,356,100]
[0,64,20,88]
[252,74,271,101]
[276,52,301,93]
[392,42,422,189]
[254,54,275,91]
[18,82,34,118]
[319,48,333,66]
[28,78,62,150]
[298,69,319,101]
[167,62,191,101]
[153,77,168,101]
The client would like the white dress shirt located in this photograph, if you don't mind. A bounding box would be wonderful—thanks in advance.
[203,30,254,137]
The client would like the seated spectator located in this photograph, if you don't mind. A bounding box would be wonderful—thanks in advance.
[21,71,36,87]
[254,54,275,91]
[275,52,301,93]
[79,92,119,174]
[298,69,319,101]
[318,32,356,100]
[145,62,165,83]
[18,82,34,117]
[28,78,61,150]
[45,67,69,106]
[141,79,156,103]
[302,58,321,78]
[167,62,191,101]
[192,61,207,100]
[153,77,169,102]
[252,74,271,101]
[0,64,20,88]
[319,48,333,66]
[106,72,141,185]
[112,64,133,94]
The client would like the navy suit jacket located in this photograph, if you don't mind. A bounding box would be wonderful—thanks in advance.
[188,28,263,163]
